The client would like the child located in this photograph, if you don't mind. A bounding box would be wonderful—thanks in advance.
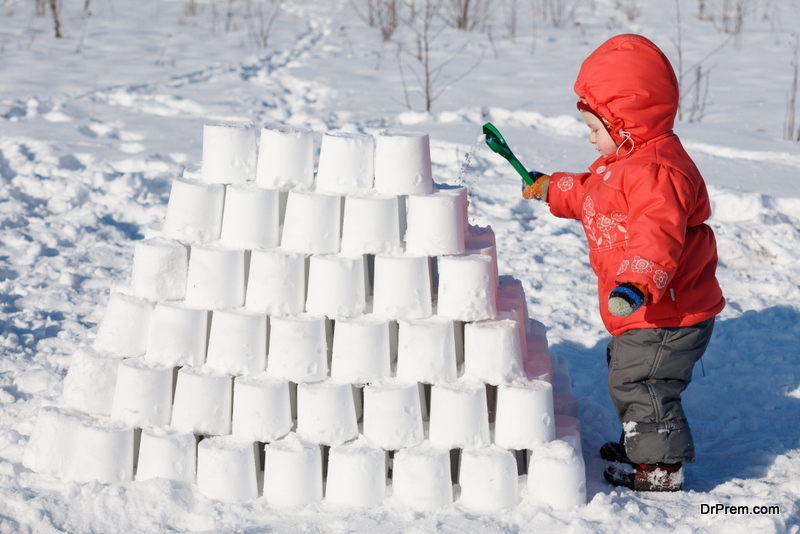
[522,34,725,492]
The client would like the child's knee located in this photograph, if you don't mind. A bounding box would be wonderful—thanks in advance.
[624,420,695,464]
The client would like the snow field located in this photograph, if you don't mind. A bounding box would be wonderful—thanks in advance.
[2,1,800,530]
[23,123,586,513]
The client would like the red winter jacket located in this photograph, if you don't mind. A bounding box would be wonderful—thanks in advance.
[547,34,725,336]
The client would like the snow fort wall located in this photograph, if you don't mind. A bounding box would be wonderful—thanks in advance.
[24,123,584,512]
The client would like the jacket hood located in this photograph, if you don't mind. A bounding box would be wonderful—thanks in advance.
[574,34,679,147]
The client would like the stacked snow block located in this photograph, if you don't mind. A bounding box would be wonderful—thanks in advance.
[24,123,586,511]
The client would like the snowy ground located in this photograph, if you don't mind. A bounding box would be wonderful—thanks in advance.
[1,0,800,532]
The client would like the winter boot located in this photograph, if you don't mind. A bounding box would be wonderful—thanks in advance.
[604,462,684,492]
[599,441,633,464]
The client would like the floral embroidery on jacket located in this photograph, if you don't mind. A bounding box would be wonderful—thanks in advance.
[582,196,628,248]
[558,176,574,192]
[617,260,629,276]
[631,256,654,273]
[653,270,669,289]
[583,196,595,221]
[597,214,616,232]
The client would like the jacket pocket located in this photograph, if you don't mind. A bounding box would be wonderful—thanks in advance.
[642,288,679,323]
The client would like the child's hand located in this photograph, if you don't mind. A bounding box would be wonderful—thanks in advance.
[608,282,649,317]
[522,173,550,201]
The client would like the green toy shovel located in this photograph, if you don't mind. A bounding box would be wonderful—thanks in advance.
[482,122,535,186]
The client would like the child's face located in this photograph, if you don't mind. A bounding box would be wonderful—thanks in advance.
[581,111,618,157]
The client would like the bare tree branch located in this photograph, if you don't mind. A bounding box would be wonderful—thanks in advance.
[49,0,62,38]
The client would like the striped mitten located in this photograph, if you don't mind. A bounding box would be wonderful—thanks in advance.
[608,283,649,317]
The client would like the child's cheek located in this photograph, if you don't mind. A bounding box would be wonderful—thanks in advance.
[601,140,618,156]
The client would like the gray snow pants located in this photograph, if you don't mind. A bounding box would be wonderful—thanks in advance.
[606,317,715,465]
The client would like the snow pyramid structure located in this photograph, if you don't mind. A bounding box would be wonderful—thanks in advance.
[24,122,585,510]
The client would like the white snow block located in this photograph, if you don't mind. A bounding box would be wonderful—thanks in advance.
[373,130,433,195]
[405,189,466,256]
[341,194,402,255]
[23,406,82,478]
[463,317,523,385]
[315,131,374,194]
[396,316,458,385]
[527,440,587,509]
[131,237,188,302]
[162,177,225,244]
[436,254,496,322]
[325,437,387,508]
[201,122,257,184]
[220,184,280,250]
[555,414,581,433]
[296,380,359,446]
[392,443,452,511]
[494,379,555,450]
[524,351,553,383]
[255,124,315,190]
[197,436,259,503]
[136,427,197,484]
[553,392,580,419]
[550,353,570,377]
[263,434,323,507]
[147,301,209,368]
[528,317,547,338]
[182,165,201,180]
[245,248,306,315]
[465,238,498,293]
[305,254,366,319]
[553,372,572,395]
[170,366,233,436]
[372,254,432,320]
[185,244,246,309]
[144,224,165,240]
[231,373,293,443]
[497,273,525,297]
[428,379,490,450]
[556,427,583,458]
[458,446,519,512]
[267,314,329,383]
[468,224,496,248]
[93,292,154,358]
[205,308,268,376]
[501,280,532,352]
[362,380,424,450]
[497,280,526,312]
[62,346,124,417]
[330,315,391,384]
[65,416,134,484]
[281,189,342,254]
[498,292,528,353]
[527,331,549,355]
[111,357,174,427]
[526,349,553,373]
[435,184,468,234]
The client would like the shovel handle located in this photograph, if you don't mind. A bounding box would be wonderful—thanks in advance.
[482,122,535,186]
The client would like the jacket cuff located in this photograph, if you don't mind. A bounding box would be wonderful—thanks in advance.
[616,256,672,304]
